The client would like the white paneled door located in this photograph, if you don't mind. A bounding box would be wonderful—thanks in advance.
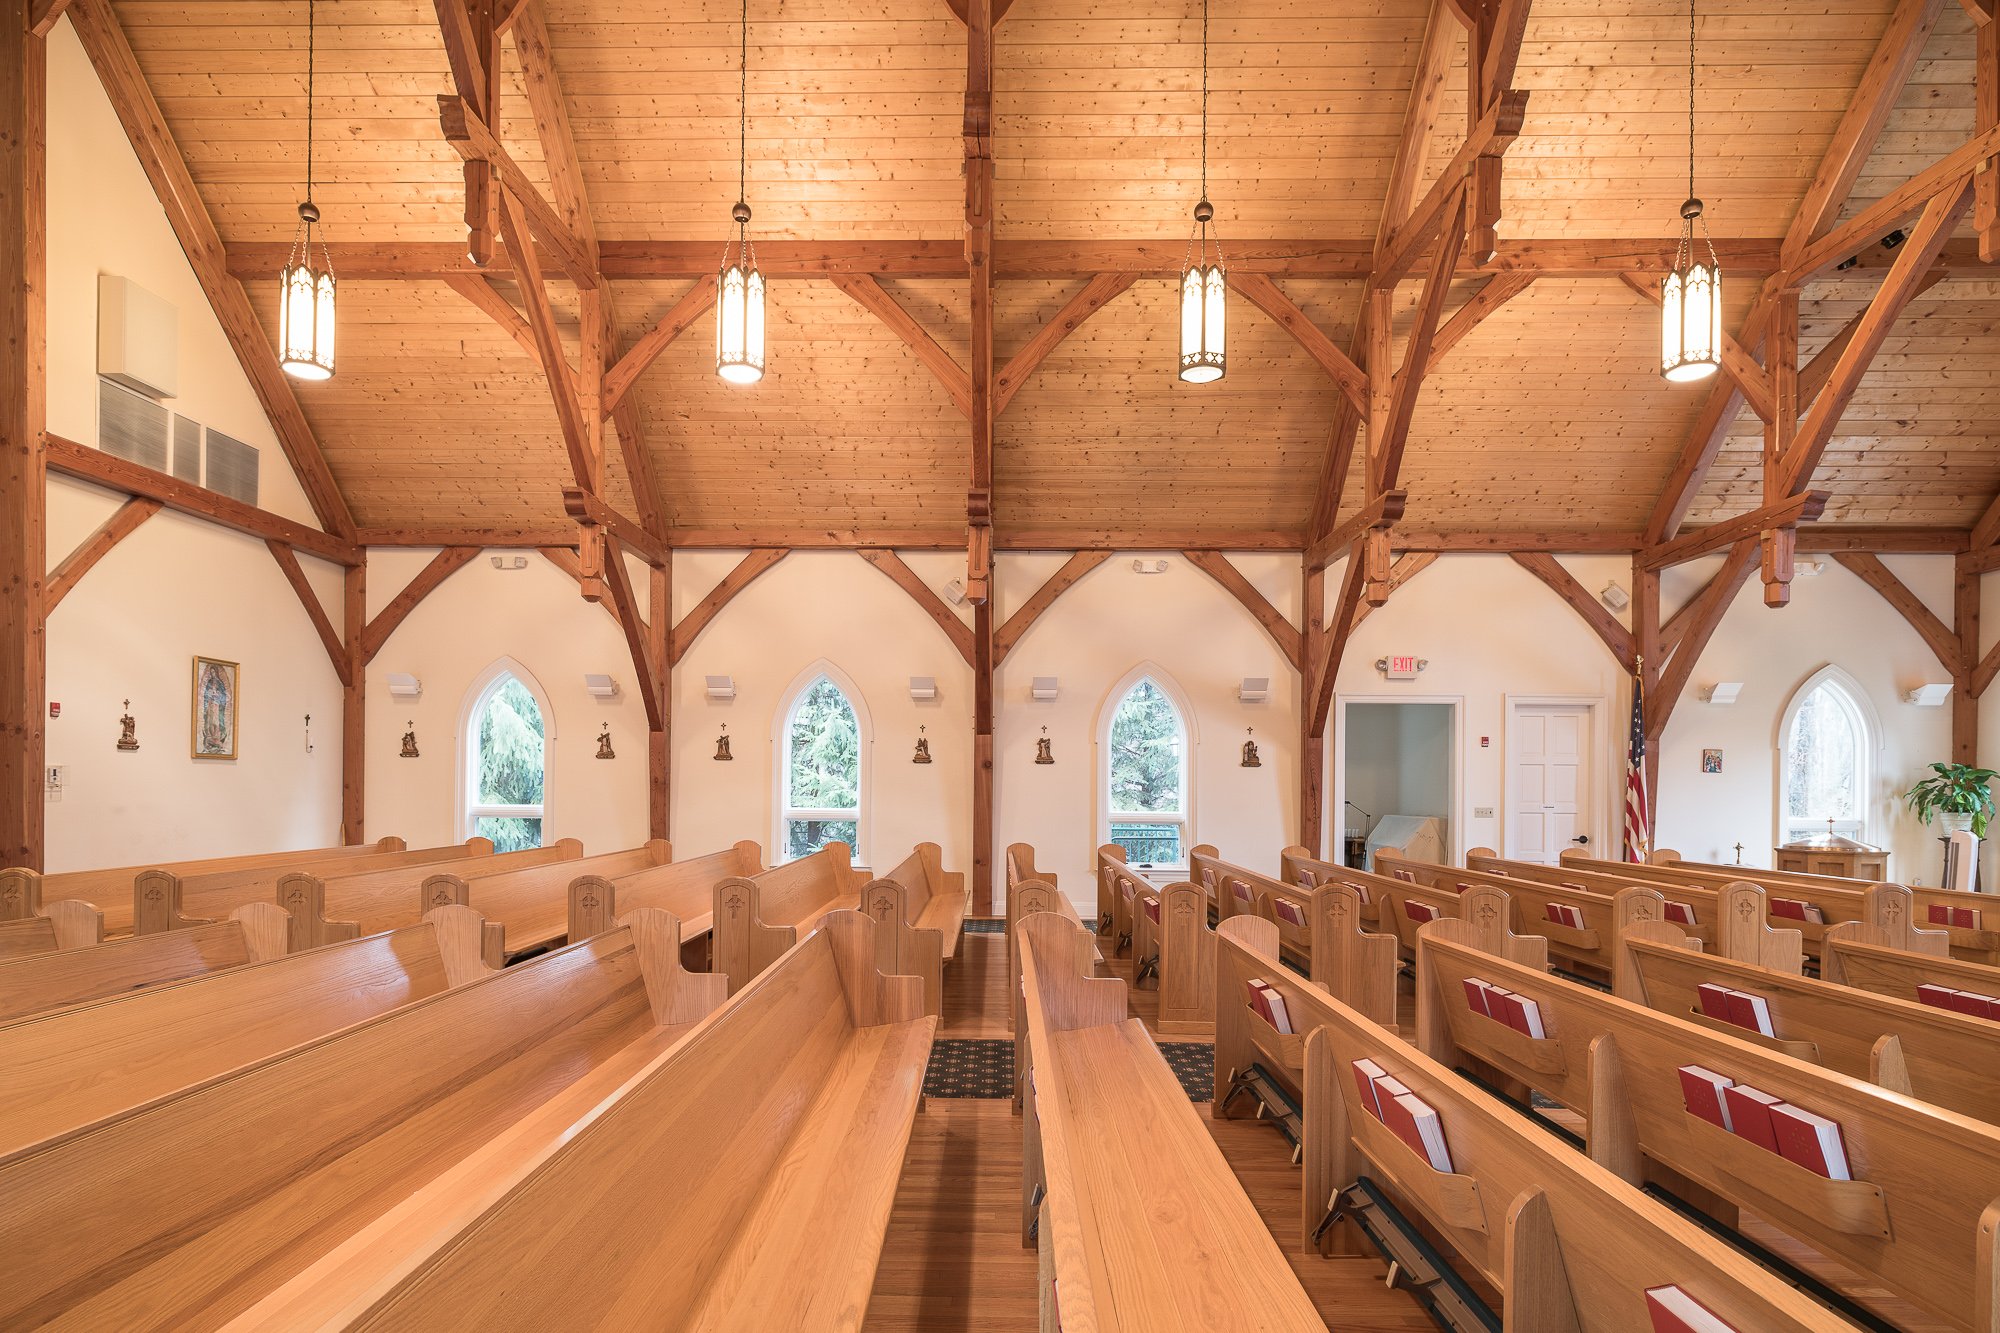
[1509,703,1593,864]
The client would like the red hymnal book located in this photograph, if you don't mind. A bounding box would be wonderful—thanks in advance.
[1350,1059,1388,1117]
[1390,1092,1455,1173]
[1769,1102,1851,1180]
[1946,989,1996,1019]
[1696,983,1733,1020]
[1230,879,1255,905]
[1723,989,1776,1037]
[1677,1065,1735,1131]
[1297,869,1318,887]
[1953,906,1983,929]
[1394,869,1415,883]
[1341,881,1371,904]
[1512,993,1547,1038]
[1918,984,1959,1010]
[1770,897,1807,921]
[1544,902,1585,929]
[1462,978,1493,1017]
[1485,987,1524,1032]
[1645,1285,1739,1333]
[1666,901,1698,926]
[1405,900,1439,923]
[1274,899,1306,928]
[1258,983,1295,1035]
[1142,897,1161,924]
[1201,868,1216,889]
[1245,979,1276,1030]
[1722,1085,1783,1152]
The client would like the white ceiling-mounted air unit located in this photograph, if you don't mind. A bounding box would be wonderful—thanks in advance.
[98,275,179,401]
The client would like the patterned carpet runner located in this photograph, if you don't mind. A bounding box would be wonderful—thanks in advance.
[924,1038,1213,1101]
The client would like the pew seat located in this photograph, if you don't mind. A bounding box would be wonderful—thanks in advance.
[0,901,292,1024]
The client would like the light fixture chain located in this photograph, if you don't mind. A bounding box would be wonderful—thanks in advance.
[739,0,749,208]
[304,0,316,201]
[1200,0,1209,202]
[1686,0,1695,202]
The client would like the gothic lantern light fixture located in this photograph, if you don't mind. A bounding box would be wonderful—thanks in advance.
[279,0,336,381]
[716,0,765,384]
[1660,0,1720,384]
[1178,0,1225,383]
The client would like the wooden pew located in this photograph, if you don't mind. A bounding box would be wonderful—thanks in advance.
[0,835,408,930]
[422,839,673,956]
[1377,848,1642,983]
[0,904,503,1157]
[564,840,765,965]
[1415,886,2000,1331]
[0,899,295,1024]
[857,842,969,1016]
[1096,842,1137,945]
[240,842,584,949]
[1133,879,1220,1036]
[711,841,867,994]
[238,910,933,1332]
[1211,916,1870,1332]
[1823,884,2000,1007]
[1016,911,1325,1331]
[0,906,726,1330]
[0,895,105,960]
[1609,885,2000,1120]
[1004,843,1105,1049]
[1004,841,1057,895]
[1549,848,2000,966]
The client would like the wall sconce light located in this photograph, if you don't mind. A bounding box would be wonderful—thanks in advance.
[1030,676,1059,702]
[1238,676,1269,703]
[909,675,938,702]
[714,724,734,761]
[489,554,528,570]
[584,673,620,700]
[386,673,422,700]
[1905,682,1953,706]
[913,726,932,764]
[1600,581,1630,611]
[1034,726,1054,764]
[705,675,736,702]
[1131,558,1169,575]
[1702,681,1743,705]
[595,724,616,759]
[400,720,419,758]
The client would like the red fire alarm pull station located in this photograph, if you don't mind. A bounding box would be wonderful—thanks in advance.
[48,702,59,718]
[1480,735,1489,748]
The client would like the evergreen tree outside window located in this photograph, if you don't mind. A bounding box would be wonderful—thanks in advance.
[465,672,546,851]
[1106,677,1189,866]
[1779,669,1872,843]
[782,675,862,860]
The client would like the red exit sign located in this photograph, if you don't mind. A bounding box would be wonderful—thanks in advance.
[1382,655,1423,680]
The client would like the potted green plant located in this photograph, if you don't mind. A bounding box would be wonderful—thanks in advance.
[1903,762,1999,837]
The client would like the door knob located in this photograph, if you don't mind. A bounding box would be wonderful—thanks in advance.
[1571,834,1589,845]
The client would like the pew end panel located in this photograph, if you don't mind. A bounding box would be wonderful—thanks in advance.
[420,903,506,984]
[274,873,365,951]
[1714,882,1805,973]
[620,906,730,1029]
[133,870,217,935]
[859,878,945,1017]
[0,865,44,920]
[1610,887,1703,1004]
[1309,883,1398,1029]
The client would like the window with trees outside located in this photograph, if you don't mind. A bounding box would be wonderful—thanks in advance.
[1780,672,1870,842]
[1107,678,1188,867]
[782,676,862,861]
[466,673,545,851]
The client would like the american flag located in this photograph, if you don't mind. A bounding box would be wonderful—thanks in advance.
[1625,671,1651,863]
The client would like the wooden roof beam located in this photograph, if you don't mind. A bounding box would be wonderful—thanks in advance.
[603,275,717,415]
[829,274,973,418]
[1640,492,1829,572]
[45,498,159,613]
[265,539,350,687]
[1429,273,1534,368]
[538,547,621,630]
[993,273,1136,415]
[1306,491,1407,572]
[1833,552,1964,672]
[670,549,788,665]
[1511,553,1634,669]
[496,189,600,495]
[438,96,597,290]
[1308,556,1370,736]
[1979,8,1997,259]
[1645,540,1758,738]
[1372,89,1528,285]
[1788,126,2000,286]
[993,551,1111,663]
[597,535,662,731]
[28,0,72,37]
[1349,552,1439,633]
[443,274,538,361]
[1183,552,1302,670]
[1227,274,1368,415]
[563,487,664,567]
[360,548,480,664]
[858,550,976,665]
[1371,189,1468,497]
[65,0,356,541]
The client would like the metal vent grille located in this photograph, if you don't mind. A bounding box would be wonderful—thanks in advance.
[98,378,169,471]
[203,429,260,505]
[171,414,202,482]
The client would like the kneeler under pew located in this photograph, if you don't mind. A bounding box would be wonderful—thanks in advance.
[1211,916,1874,1333]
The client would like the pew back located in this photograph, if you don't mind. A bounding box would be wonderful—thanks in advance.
[0,901,292,1023]
[434,840,672,953]
[0,836,407,926]
[711,842,865,994]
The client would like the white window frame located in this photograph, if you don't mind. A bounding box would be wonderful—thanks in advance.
[1096,663,1196,872]
[457,657,555,843]
[774,660,871,866]
[1775,664,1879,845]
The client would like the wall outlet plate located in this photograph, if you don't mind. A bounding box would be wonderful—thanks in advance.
[45,765,65,787]
[1473,806,1494,819]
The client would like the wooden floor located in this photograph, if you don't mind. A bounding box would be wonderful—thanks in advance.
[864,927,1433,1332]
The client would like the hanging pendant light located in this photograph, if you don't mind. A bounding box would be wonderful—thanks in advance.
[1660,0,1720,384]
[1178,0,1224,384]
[716,0,765,385]
[279,0,336,381]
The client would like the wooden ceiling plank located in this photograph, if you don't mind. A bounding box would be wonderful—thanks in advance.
[360,547,479,664]
[47,434,359,566]
[1795,270,1945,408]
[597,535,662,732]
[1640,491,1830,572]
[1782,0,1950,272]
[1511,552,1634,669]
[1615,273,1774,423]
[1372,88,1527,285]
[1979,12,1997,260]
[1787,125,2000,286]
[858,549,975,666]
[827,273,973,419]
[497,188,597,492]
[438,96,597,290]
[603,275,717,416]
[1784,180,1973,494]
[45,498,158,614]
[1306,490,1407,572]
[1832,552,1963,672]
[1429,274,1534,368]
[65,0,356,542]
[1227,273,1368,415]
[442,274,538,361]
[1183,551,1301,671]
[994,550,1109,664]
[670,549,788,666]
[264,539,350,686]
[993,272,1136,417]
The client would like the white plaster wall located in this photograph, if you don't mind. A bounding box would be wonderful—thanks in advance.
[361,552,650,854]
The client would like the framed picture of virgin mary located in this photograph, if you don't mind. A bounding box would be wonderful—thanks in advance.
[191,656,240,760]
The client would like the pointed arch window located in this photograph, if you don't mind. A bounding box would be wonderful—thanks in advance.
[465,671,546,850]
[1106,677,1190,866]
[1779,669,1873,843]
[782,675,863,860]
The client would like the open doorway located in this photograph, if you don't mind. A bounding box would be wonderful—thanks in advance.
[1339,700,1455,871]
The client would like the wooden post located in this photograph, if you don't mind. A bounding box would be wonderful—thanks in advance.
[1299,559,1325,857]
[1632,560,1662,832]
[649,555,670,840]
[973,598,994,916]
[1955,552,1980,765]
[0,1,46,870]
[341,564,365,843]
